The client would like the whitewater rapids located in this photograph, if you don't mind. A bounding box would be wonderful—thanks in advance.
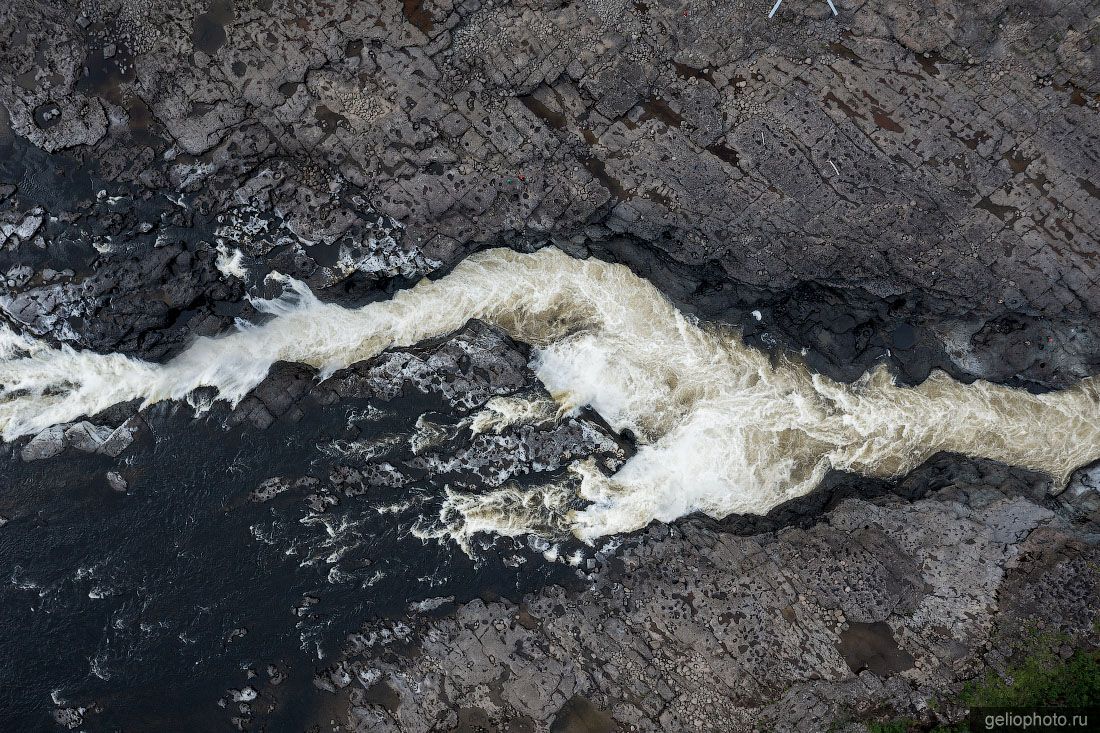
[2,247,1099,541]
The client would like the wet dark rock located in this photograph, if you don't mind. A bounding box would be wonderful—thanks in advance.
[344,320,531,410]
[249,476,319,503]
[410,420,626,490]
[224,320,534,433]
[551,695,615,733]
[1,242,245,361]
[331,463,409,493]
[1061,461,1100,524]
[266,664,286,686]
[314,663,353,692]
[837,621,916,676]
[228,362,315,429]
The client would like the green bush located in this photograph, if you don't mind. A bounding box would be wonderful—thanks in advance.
[962,644,1100,708]
[858,631,1099,732]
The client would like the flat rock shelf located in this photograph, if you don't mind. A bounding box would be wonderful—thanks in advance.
[0,1,1098,731]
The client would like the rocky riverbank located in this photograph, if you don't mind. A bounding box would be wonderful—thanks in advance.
[2,0,1098,387]
[1,0,1098,730]
[326,459,1099,732]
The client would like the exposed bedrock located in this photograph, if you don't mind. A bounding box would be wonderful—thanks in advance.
[0,0,1097,387]
[1,0,1099,730]
[331,458,1100,733]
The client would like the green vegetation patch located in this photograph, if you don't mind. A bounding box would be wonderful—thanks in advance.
[857,629,1100,732]
[961,644,1100,709]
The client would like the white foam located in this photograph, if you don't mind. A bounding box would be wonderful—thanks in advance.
[2,247,1099,543]
[467,393,559,435]
[215,245,248,280]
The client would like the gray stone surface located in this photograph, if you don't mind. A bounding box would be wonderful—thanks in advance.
[105,469,128,491]
[1,2,1098,730]
[329,467,1099,732]
[1063,460,1100,517]
[18,416,139,461]
[20,425,66,462]
[0,0,1096,387]
[63,420,114,452]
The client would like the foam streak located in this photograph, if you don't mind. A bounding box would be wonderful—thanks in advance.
[2,248,1097,540]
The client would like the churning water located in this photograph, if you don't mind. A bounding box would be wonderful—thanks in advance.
[3,247,1098,542]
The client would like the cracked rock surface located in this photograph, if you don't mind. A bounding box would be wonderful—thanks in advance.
[0,0,1097,386]
[1,1,1099,731]
[334,459,1100,732]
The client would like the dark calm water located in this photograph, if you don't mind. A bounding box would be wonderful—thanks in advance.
[0,389,576,731]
